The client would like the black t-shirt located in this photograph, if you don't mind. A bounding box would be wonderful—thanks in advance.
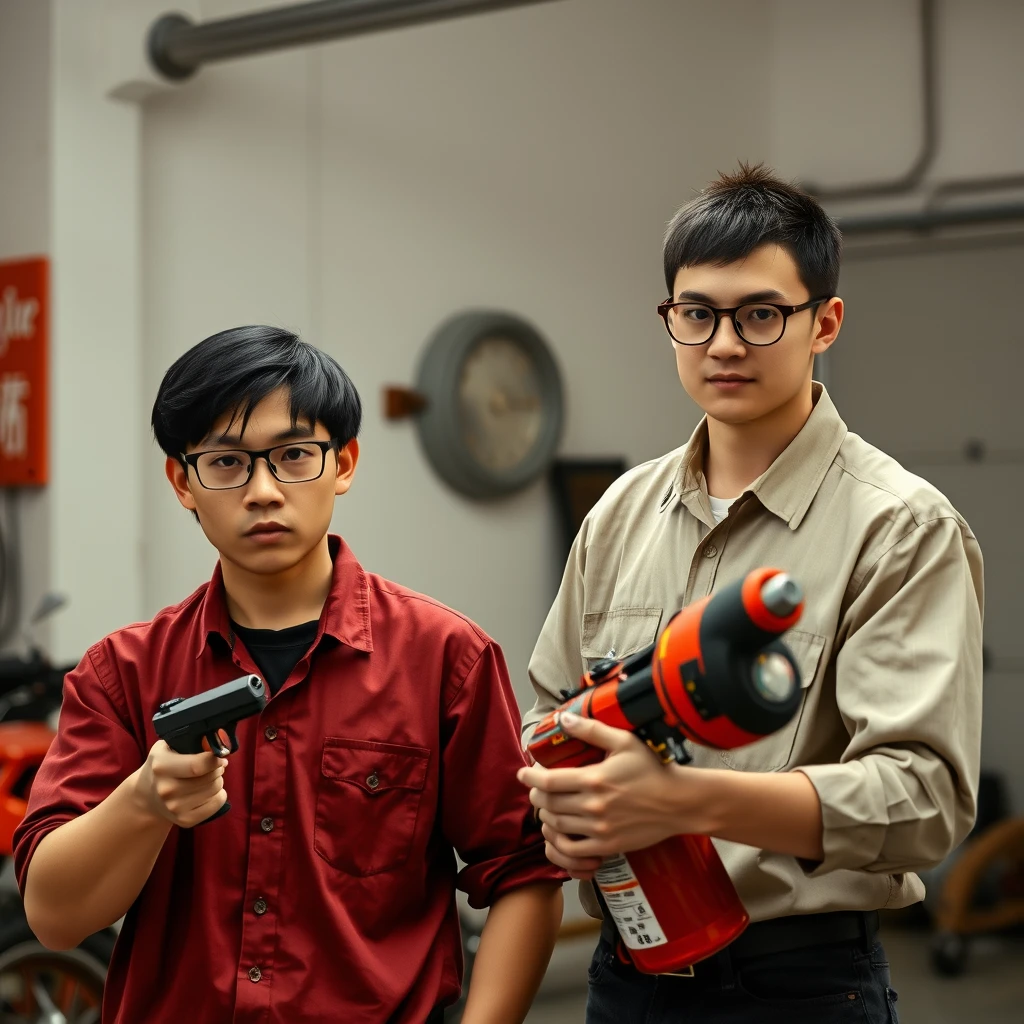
[230,619,319,695]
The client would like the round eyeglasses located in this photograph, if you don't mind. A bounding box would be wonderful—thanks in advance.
[181,440,338,491]
[657,297,830,347]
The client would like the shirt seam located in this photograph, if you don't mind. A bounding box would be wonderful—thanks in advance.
[86,642,132,726]
[443,642,491,714]
[835,456,974,536]
[366,576,491,648]
[848,514,966,597]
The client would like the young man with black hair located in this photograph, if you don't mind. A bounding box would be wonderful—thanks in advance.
[519,165,983,1023]
[15,325,565,1023]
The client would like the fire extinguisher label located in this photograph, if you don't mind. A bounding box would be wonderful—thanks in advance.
[595,854,668,949]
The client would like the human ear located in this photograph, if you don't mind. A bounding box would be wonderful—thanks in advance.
[334,439,359,496]
[811,297,844,356]
[166,456,198,511]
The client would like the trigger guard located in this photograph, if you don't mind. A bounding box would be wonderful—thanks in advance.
[205,729,234,758]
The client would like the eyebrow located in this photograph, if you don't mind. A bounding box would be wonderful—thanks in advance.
[205,425,318,447]
[675,289,789,304]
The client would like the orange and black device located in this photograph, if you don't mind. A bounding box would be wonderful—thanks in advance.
[528,567,804,975]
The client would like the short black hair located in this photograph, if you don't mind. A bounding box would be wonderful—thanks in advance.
[151,325,361,458]
[662,163,842,298]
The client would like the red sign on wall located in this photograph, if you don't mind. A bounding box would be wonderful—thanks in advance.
[0,257,48,486]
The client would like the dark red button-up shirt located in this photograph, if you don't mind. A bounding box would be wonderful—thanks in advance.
[15,537,563,1022]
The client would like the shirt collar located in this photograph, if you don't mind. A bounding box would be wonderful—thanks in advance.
[195,534,374,659]
[673,383,848,531]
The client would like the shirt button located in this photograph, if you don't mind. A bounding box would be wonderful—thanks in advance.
[264,725,278,741]
[260,817,274,833]
[366,772,380,790]
[248,966,262,983]
[703,544,718,558]
[254,898,268,915]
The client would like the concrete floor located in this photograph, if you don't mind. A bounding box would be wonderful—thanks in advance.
[523,925,1024,1023]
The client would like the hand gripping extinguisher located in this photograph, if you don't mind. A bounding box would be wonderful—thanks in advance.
[527,567,805,974]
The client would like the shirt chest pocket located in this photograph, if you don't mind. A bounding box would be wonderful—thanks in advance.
[580,607,664,667]
[719,630,827,773]
[314,738,430,876]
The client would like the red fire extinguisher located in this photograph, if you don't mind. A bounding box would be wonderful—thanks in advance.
[528,567,805,974]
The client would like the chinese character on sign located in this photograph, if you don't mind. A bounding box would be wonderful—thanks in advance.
[0,373,30,458]
[0,258,47,485]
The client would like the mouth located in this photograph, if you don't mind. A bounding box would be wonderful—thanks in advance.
[707,374,755,390]
[244,522,290,542]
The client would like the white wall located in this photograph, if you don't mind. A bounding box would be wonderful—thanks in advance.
[0,0,51,650]
[140,0,776,706]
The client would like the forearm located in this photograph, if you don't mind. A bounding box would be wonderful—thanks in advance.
[461,883,563,1024]
[692,766,824,862]
[24,768,172,949]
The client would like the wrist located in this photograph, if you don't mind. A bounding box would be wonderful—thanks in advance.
[125,768,168,828]
[665,763,730,837]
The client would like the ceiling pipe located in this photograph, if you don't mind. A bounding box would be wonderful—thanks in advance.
[147,0,562,81]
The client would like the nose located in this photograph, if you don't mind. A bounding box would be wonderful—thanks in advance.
[706,313,747,359]
[243,455,284,507]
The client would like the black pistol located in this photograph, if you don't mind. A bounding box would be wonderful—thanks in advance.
[152,674,268,823]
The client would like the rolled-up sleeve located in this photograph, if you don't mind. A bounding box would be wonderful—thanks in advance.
[799,515,984,877]
[13,641,144,892]
[442,641,568,908]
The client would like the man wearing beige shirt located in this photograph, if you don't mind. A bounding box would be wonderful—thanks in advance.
[518,164,983,1023]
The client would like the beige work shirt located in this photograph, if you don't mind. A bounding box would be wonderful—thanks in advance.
[523,384,983,922]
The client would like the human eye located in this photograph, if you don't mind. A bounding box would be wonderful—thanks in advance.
[210,452,244,469]
[279,444,318,462]
[744,305,780,323]
[681,305,713,322]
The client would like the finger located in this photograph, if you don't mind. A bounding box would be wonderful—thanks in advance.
[181,788,228,827]
[538,808,605,839]
[543,822,614,862]
[164,773,225,813]
[518,765,598,794]
[557,711,637,753]
[542,836,603,876]
[528,788,594,816]
[157,765,227,801]
[155,748,228,779]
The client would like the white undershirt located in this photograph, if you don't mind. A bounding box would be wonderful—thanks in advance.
[709,494,737,525]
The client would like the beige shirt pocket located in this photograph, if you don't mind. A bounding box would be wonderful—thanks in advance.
[719,630,827,773]
[580,607,663,666]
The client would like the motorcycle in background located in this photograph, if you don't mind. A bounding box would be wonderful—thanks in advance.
[0,596,115,1024]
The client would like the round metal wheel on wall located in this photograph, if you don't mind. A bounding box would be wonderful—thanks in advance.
[415,311,564,500]
[0,908,113,1024]
[929,930,968,977]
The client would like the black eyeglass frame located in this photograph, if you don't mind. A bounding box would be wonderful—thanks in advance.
[657,296,831,347]
[180,439,340,491]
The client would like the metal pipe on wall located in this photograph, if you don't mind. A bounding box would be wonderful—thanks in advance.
[803,0,937,201]
[148,0,562,80]
[838,202,1024,236]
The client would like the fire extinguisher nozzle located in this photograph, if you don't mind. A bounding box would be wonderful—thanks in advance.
[760,574,802,617]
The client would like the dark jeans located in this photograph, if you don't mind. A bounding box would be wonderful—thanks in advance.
[586,935,900,1024]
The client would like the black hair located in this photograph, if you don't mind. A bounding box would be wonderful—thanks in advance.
[151,325,362,459]
[662,163,842,298]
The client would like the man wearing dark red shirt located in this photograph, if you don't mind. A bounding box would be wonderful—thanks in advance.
[14,325,565,1023]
